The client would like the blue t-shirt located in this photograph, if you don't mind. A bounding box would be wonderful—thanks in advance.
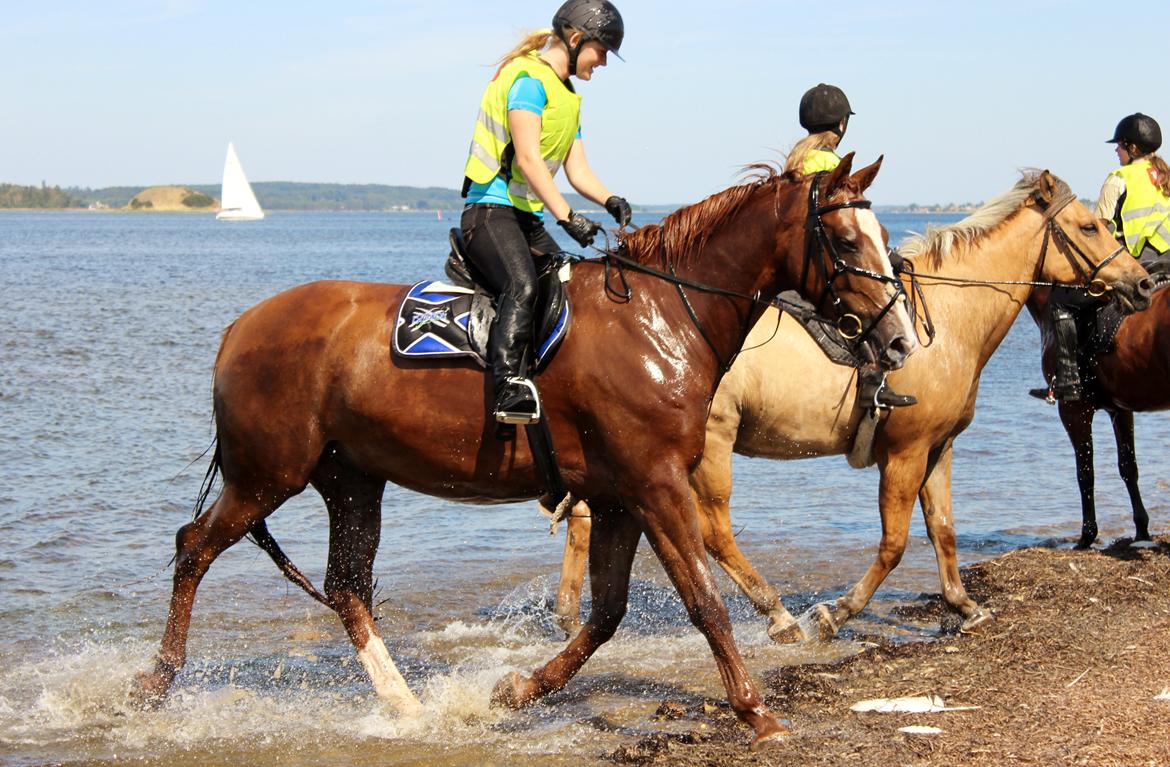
[466,75,582,214]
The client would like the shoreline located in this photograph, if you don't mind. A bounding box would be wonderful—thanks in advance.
[608,537,1170,766]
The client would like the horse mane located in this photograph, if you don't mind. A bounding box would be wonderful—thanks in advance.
[898,170,1076,268]
[619,163,794,266]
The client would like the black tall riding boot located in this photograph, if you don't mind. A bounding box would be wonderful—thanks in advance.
[489,295,540,424]
[857,368,917,409]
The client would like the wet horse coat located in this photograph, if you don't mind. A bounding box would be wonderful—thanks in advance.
[133,156,916,747]
[1027,281,1169,548]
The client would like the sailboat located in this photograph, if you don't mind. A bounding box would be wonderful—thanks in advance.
[216,142,265,221]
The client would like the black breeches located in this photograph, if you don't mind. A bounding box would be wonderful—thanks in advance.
[460,204,559,307]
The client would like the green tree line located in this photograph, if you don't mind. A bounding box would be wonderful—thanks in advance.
[0,183,86,209]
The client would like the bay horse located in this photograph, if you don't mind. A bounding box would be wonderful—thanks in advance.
[132,155,918,748]
[1026,283,1169,548]
[554,170,1152,642]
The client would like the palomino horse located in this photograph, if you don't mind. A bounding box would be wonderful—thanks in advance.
[1026,283,1168,548]
[132,155,917,748]
[554,170,1152,642]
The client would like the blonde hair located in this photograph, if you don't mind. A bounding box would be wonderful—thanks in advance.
[784,131,842,176]
[495,28,558,70]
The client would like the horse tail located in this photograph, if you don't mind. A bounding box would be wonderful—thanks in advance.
[190,321,237,521]
[248,519,331,608]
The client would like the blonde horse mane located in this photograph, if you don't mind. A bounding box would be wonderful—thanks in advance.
[620,164,790,267]
[898,170,1076,268]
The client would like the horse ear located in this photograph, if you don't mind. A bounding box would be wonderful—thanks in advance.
[1035,170,1059,208]
[849,155,884,194]
[824,151,856,195]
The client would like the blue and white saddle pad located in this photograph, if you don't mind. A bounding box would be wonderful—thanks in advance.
[392,281,570,368]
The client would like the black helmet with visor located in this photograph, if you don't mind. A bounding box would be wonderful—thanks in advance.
[799,83,854,136]
[1108,113,1162,156]
[552,0,624,81]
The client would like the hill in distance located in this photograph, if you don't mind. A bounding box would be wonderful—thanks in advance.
[125,186,217,212]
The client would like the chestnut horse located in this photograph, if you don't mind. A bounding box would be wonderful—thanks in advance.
[554,171,1152,642]
[133,155,917,748]
[1026,283,1169,548]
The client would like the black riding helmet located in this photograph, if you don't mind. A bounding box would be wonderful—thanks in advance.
[799,83,854,136]
[552,0,624,81]
[1108,113,1162,156]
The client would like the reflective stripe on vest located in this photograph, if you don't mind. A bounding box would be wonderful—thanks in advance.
[1111,159,1170,256]
[802,149,841,175]
[463,52,581,214]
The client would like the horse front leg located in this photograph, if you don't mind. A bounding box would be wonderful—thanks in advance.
[1058,399,1099,548]
[132,483,291,707]
[690,441,799,644]
[493,504,640,707]
[918,442,991,633]
[313,461,422,716]
[1109,409,1152,543]
[553,501,592,637]
[636,478,787,749]
[811,447,927,639]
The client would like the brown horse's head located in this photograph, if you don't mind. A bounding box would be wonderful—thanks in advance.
[1030,170,1152,314]
[794,153,918,371]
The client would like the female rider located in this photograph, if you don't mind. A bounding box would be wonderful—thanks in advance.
[1032,113,1170,402]
[787,83,916,410]
[461,0,631,425]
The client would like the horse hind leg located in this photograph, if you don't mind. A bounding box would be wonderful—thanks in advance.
[133,482,296,707]
[690,460,800,644]
[311,454,422,716]
[1110,409,1152,544]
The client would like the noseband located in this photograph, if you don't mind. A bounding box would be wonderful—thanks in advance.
[1035,191,1122,298]
[804,172,907,342]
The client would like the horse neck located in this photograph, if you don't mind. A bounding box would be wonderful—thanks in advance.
[913,209,1045,365]
[649,190,796,373]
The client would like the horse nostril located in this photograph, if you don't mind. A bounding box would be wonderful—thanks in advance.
[891,335,914,358]
[1137,277,1153,300]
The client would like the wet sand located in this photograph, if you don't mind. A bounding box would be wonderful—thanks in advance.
[608,537,1170,766]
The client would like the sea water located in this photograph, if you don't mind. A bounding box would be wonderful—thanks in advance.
[1,210,1167,766]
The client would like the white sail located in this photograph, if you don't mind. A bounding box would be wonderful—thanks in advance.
[216,142,265,221]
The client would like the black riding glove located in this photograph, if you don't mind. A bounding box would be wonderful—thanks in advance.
[558,210,602,247]
[604,195,632,228]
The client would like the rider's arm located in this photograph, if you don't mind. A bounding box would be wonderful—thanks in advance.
[1094,174,1125,233]
[509,108,573,222]
[563,138,615,206]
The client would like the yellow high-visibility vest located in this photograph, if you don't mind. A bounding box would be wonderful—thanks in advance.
[464,51,581,214]
[802,149,841,175]
[1110,158,1170,255]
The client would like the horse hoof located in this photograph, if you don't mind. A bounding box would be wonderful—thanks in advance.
[555,616,583,639]
[749,721,790,751]
[960,607,994,634]
[767,616,805,644]
[130,670,170,710]
[490,671,539,709]
[811,603,840,641]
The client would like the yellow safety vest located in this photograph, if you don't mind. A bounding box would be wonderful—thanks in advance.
[463,52,581,214]
[1110,158,1170,256]
[802,149,841,175]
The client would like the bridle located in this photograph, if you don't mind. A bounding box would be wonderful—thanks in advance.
[896,190,1126,348]
[802,172,907,343]
[592,174,905,370]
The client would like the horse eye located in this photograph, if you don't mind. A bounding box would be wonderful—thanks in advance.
[837,240,858,253]
[1080,223,1098,235]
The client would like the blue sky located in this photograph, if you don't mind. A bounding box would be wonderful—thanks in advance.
[4,1,1167,205]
